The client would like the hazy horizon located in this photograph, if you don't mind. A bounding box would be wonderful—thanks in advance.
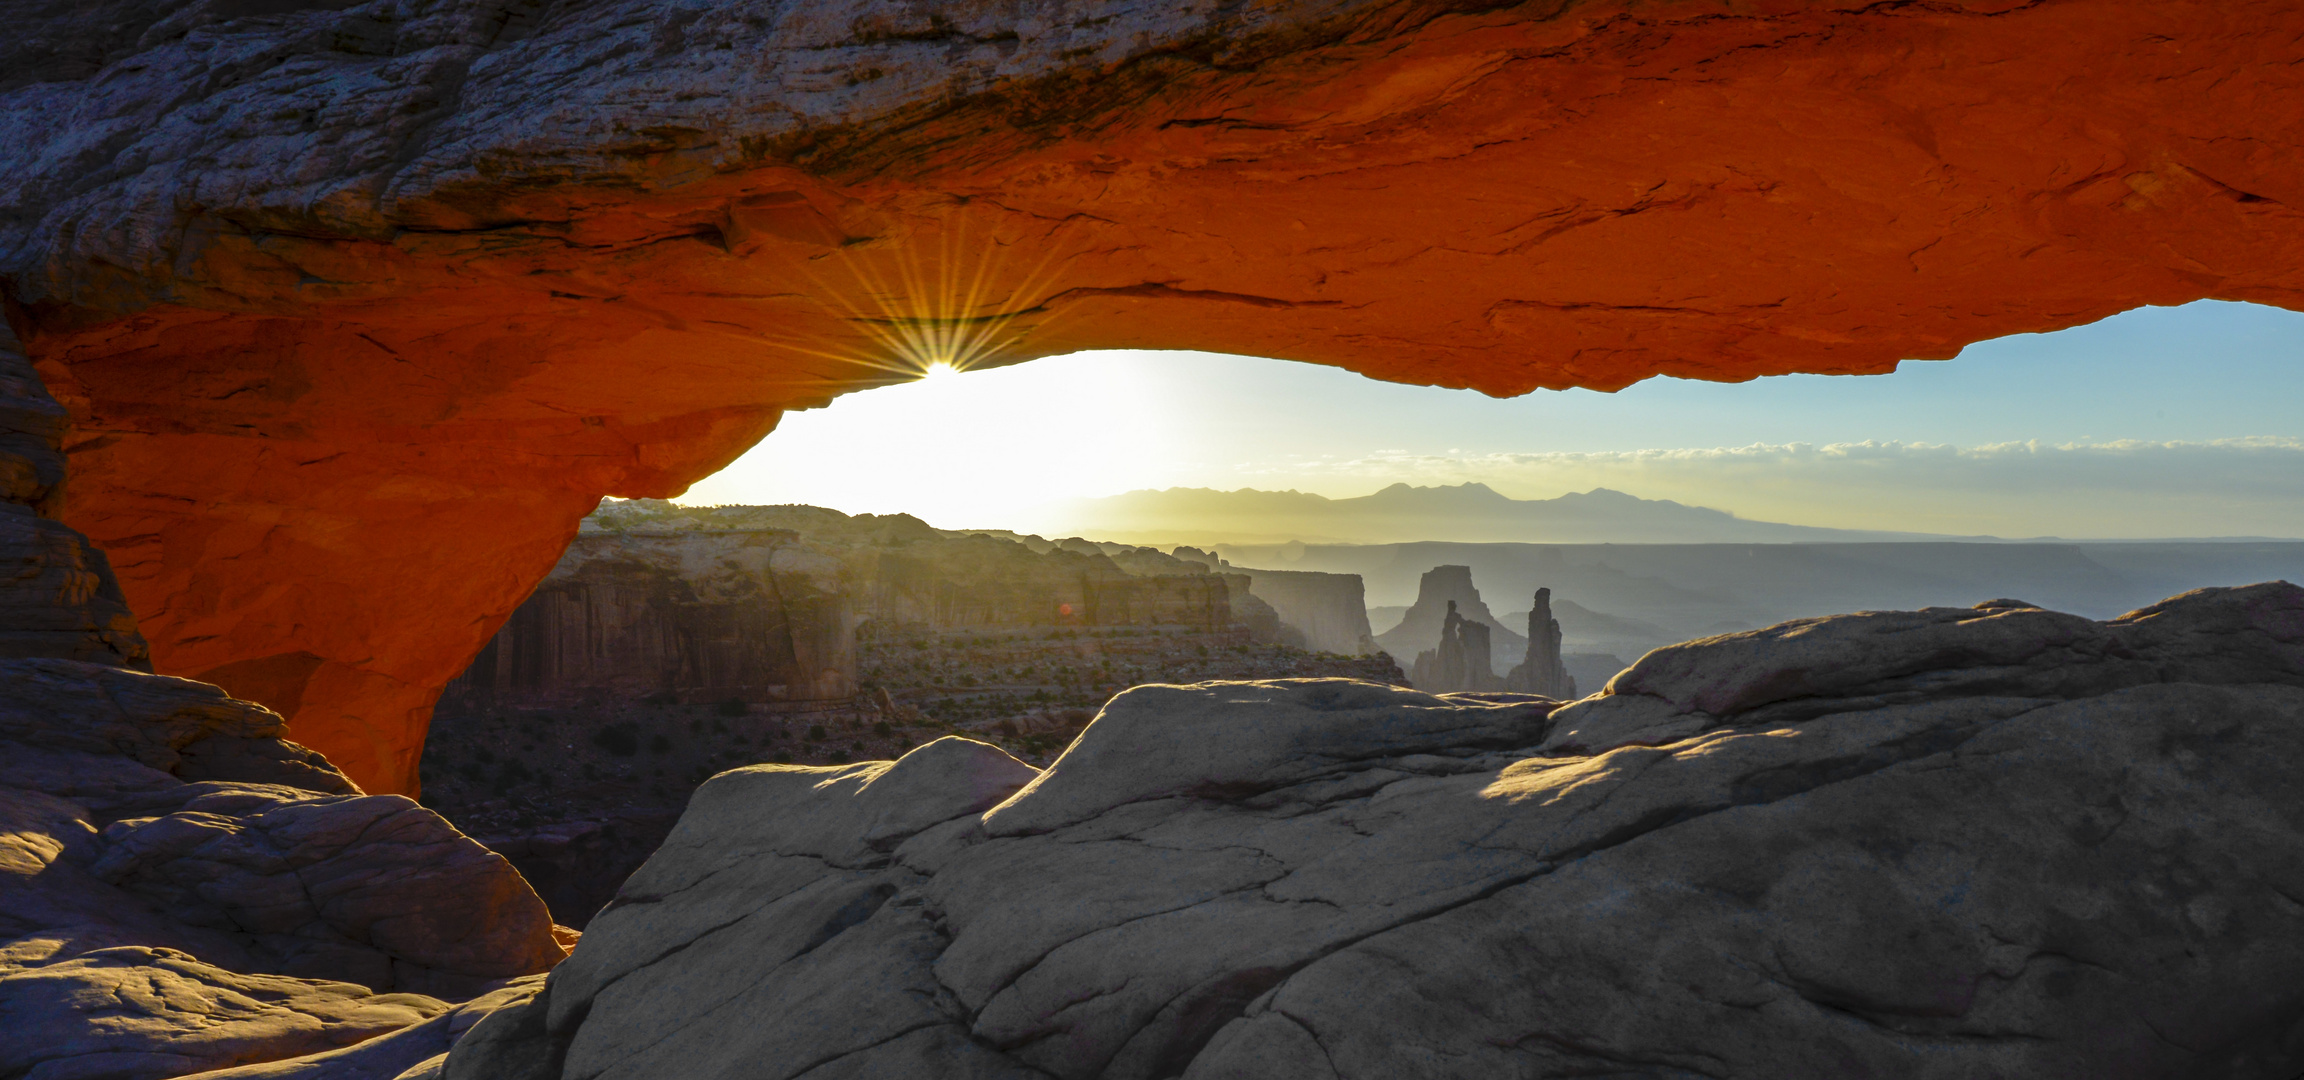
[678,299,2304,540]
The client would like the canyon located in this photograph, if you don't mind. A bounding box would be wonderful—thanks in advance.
[446,583,2304,1079]
[4,1,2304,1074]
[419,501,1399,925]
[5,311,2303,1072]
[9,0,2304,790]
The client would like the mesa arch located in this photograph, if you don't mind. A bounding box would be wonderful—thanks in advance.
[3,0,2301,794]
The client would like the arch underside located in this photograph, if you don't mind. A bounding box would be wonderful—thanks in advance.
[5,0,2301,791]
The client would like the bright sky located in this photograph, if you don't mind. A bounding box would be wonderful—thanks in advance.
[676,300,2304,539]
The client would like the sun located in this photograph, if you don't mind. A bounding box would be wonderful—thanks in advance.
[920,360,959,381]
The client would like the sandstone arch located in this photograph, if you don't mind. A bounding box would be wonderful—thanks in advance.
[5,0,2302,791]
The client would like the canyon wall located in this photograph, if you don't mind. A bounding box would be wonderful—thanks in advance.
[1177,548,1378,656]
[8,0,2304,789]
[444,529,855,710]
[446,503,1258,716]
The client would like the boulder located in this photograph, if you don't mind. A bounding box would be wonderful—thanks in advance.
[0,658,566,1074]
[451,583,2304,1078]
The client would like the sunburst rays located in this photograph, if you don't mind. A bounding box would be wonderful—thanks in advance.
[745,206,1084,395]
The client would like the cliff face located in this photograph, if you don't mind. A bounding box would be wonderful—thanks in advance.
[10,0,2304,790]
[450,508,1268,715]
[1182,550,1378,657]
[446,530,855,710]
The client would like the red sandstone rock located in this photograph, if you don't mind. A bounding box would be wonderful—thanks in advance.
[5,0,2304,790]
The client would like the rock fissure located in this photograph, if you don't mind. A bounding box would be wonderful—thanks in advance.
[1503,1030,1730,1079]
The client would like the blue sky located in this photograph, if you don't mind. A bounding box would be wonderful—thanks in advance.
[678,300,2304,539]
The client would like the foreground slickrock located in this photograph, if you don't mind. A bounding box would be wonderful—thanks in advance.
[451,583,2304,1078]
[0,644,569,1080]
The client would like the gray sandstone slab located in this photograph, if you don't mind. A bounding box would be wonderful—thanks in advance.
[448,583,2304,1079]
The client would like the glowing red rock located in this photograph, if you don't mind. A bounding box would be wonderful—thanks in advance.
[6,0,2302,790]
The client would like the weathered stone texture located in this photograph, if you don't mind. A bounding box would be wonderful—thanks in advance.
[0,645,562,1076]
[0,318,146,670]
[8,0,2304,791]
[445,582,2304,1078]
[0,947,450,1080]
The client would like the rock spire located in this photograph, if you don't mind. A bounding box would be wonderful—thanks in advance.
[1411,599,1502,693]
[1505,588,1577,699]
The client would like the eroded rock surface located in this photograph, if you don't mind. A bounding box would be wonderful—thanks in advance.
[0,657,568,1077]
[452,582,2304,1078]
[7,0,2303,792]
[0,339,563,1078]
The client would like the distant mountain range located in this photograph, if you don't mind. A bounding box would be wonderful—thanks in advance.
[1046,484,1984,546]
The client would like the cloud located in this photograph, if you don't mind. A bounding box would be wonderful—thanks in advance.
[1223,438,2304,538]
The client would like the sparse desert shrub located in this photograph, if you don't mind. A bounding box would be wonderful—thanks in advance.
[829,749,851,764]
[995,720,1019,737]
[474,746,495,764]
[873,721,891,736]
[592,725,640,757]
[805,724,826,742]
[772,751,793,764]
[717,698,747,717]
[649,733,672,754]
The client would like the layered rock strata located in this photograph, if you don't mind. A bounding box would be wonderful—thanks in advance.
[423,503,1400,927]
[449,527,856,710]
[446,502,1274,718]
[9,0,2304,796]
[446,581,2304,1078]
[1174,548,1377,657]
